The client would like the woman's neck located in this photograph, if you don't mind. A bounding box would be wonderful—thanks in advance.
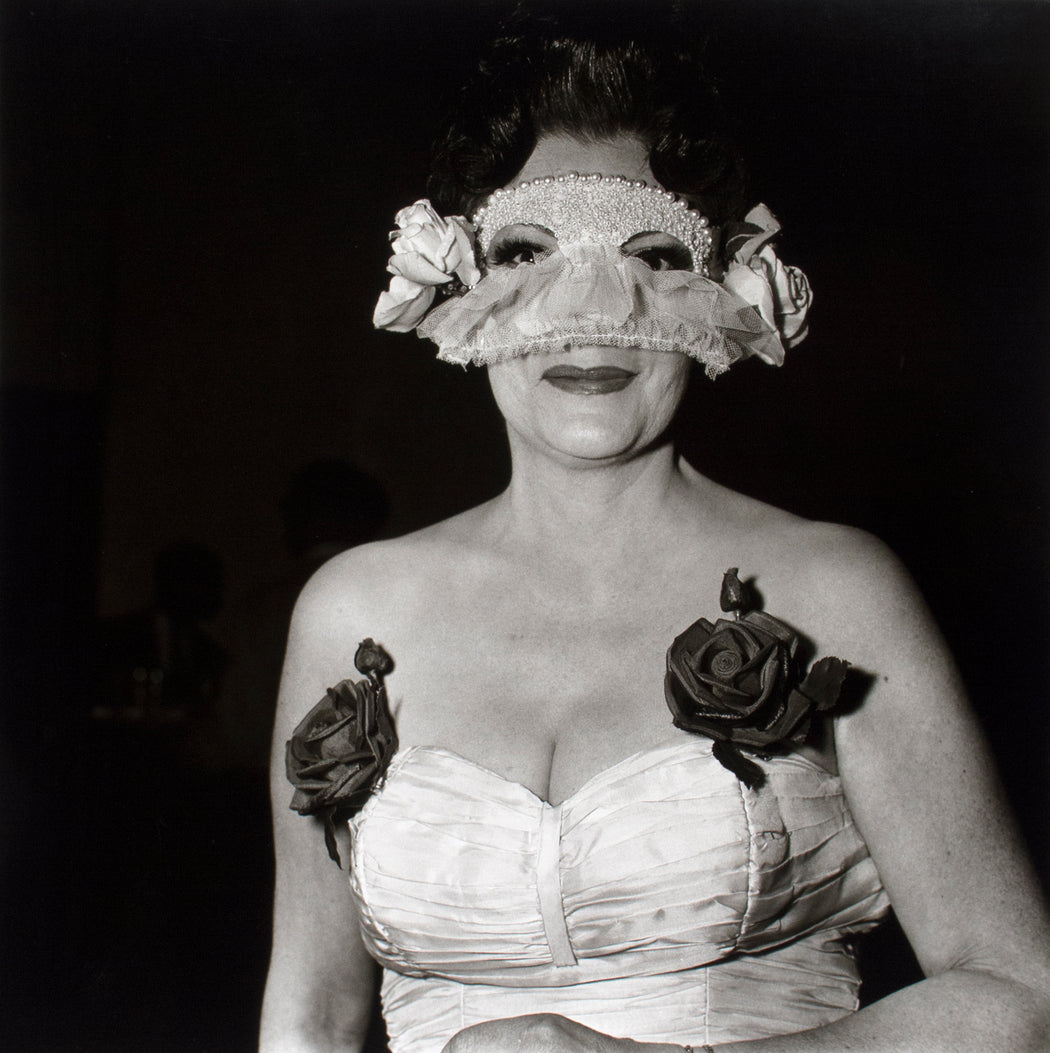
[487,434,700,563]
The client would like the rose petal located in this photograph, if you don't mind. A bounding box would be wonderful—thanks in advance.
[323,812,342,867]
[391,221,424,243]
[797,656,850,711]
[725,204,781,265]
[774,264,813,347]
[395,200,442,229]
[448,218,481,287]
[741,610,797,648]
[388,252,453,287]
[723,262,776,332]
[396,226,448,266]
[373,276,436,332]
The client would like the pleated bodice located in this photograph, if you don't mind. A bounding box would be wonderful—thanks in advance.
[348,737,888,1052]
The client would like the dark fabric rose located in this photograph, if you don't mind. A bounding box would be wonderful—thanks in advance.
[665,570,848,788]
[286,639,397,866]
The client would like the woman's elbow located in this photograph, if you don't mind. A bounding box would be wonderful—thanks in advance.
[259,972,373,1053]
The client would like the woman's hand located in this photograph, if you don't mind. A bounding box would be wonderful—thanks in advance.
[441,1013,670,1053]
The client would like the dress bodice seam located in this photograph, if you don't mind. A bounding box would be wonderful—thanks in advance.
[737,776,758,948]
[537,803,577,967]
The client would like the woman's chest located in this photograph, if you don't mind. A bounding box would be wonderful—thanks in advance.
[366,545,840,802]
[379,582,699,804]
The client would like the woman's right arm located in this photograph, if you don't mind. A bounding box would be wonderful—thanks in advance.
[260,566,378,1053]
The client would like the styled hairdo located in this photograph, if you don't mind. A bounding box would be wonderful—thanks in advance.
[427,2,749,235]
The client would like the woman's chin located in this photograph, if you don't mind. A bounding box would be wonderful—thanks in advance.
[533,420,653,463]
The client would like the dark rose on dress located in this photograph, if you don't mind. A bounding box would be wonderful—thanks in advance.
[286,639,397,866]
[665,570,848,788]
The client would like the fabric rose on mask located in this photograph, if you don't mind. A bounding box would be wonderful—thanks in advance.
[724,245,812,348]
[286,639,398,866]
[665,569,848,788]
[373,200,481,332]
[721,204,813,358]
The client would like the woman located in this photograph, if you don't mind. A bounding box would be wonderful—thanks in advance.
[261,13,1050,1053]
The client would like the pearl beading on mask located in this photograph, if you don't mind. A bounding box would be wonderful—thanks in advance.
[473,173,713,275]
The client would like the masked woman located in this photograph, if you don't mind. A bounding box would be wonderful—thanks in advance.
[261,12,1050,1053]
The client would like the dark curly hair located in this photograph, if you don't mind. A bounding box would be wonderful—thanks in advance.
[427,2,749,238]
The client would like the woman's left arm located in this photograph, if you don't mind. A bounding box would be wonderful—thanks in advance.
[700,532,1050,1052]
[444,531,1050,1053]
[766,531,1050,1051]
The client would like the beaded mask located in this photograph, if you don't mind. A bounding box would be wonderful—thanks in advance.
[473,173,714,275]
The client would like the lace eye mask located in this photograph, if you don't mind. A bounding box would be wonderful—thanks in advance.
[419,242,783,376]
[372,183,812,377]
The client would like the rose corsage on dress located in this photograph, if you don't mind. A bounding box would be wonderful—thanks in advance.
[285,639,398,866]
[665,569,849,789]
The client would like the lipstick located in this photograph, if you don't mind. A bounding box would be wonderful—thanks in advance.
[541,365,637,395]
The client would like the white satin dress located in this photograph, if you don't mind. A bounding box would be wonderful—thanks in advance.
[348,737,889,1053]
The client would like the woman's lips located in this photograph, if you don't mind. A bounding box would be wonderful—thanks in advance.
[541,365,638,395]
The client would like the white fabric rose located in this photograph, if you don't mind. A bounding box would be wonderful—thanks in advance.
[373,201,481,333]
[721,204,813,361]
[724,245,812,351]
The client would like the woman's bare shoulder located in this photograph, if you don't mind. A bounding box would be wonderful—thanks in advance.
[697,475,905,584]
[292,504,494,629]
[694,479,920,643]
[748,514,931,670]
[276,508,493,715]
[776,516,906,582]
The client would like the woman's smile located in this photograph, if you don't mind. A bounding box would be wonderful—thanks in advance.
[541,364,638,395]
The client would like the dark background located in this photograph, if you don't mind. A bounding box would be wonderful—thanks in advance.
[2,1,1048,1050]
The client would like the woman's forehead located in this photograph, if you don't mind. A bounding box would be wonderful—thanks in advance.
[512,134,654,184]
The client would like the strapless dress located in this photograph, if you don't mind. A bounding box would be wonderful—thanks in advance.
[349,737,888,1053]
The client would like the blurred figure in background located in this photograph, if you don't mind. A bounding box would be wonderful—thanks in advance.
[97,540,227,724]
[221,459,389,774]
[78,541,230,1046]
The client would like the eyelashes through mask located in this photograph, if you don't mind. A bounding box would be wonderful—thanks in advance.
[484,225,695,274]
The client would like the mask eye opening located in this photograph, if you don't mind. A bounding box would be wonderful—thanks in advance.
[484,224,559,270]
[620,231,694,272]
